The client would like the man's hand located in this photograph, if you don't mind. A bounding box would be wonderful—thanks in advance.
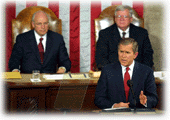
[56,67,66,74]
[139,91,147,105]
[113,102,130,108]
[12,69,19,72]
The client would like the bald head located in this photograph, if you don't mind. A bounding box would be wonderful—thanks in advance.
[32,11,49,22]
[32,11,49,36]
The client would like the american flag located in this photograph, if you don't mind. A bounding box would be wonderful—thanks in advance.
[6,0,143,73]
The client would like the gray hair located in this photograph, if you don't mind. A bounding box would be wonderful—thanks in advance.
[115,5,133,17]
[118,38,138,53]
[32,10,49,22]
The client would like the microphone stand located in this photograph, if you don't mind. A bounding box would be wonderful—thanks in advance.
[127,80,136,113]
[130,86,136,112]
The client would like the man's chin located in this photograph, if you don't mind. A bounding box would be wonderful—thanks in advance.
[39,32,47,36]
[120,62,127,67]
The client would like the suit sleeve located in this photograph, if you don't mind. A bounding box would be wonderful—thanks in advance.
[58,35,71,72]
[141,30,154,68]
[95,30,110,70]
[144,69,158,108]
[94,67,113,109]
[8,35,23,71]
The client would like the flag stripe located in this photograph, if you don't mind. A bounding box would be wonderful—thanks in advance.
[6,2,16,71]
[5,1,144,72]
[80,1,91,72]
[26,1,37,8]
[48,1,59,18]
[37,1,48,8]
[111,1,122,5]
[122,0,133,7]
[91,1,101,70]
[59,1,70,56]
[70,1,80,73]
[133,1,144,18]
[101,0,111,11]
[16,1,26,17]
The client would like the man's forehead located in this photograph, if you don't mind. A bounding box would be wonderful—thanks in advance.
[34,12,48,21]
[118,9,129,12]
[119,43,132,47]
[119,44,133,50]
[34,17,48,22]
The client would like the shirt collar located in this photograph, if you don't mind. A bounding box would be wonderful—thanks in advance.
[118,27,130,35]
[34,30,47,40]
[121,60,135,71]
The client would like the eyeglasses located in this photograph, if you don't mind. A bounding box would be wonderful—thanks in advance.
[115,15,131,18]
[35,22,49,26]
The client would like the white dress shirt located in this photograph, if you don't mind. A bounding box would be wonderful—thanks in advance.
[118,27,130,38]
[34,30,47,52]
[121,60,135,80]
[112,60,147,108]
[34,30,66,72]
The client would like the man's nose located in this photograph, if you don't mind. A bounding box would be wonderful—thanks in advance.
[122,53,126,57]
[120,16,125,20]
[41,24,45,28]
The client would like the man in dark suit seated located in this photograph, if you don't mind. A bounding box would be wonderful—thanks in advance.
[95,5,154,70]
[94,38,158,109]
[9,10,71,73]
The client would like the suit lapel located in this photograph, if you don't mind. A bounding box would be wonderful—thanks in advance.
[43,32,53,66]
[114,63,127,101]
[129,24,138,40]
[112,24,121,42]
[127,62,141,103]
[29,30,41,64]
[131,62,141,94]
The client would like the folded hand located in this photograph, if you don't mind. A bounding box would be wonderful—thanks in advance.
[113,102,130,108]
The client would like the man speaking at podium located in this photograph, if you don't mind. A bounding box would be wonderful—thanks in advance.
[94,38,158,109]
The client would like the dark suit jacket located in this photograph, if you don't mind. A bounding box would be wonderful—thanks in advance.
[9,30,71,73]
[94,61,158,109]
[95,23,154,70]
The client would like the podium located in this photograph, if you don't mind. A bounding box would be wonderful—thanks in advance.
[4,73,163,113]
[54,79,90,112]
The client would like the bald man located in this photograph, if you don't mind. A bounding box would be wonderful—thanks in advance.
[9,11,71,73]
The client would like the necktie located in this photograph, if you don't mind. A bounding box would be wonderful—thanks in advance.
[122,32,126,39]
[124,67,130,101]
[38,38,44,64]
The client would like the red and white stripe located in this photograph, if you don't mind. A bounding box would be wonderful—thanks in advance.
[6,0,143,73]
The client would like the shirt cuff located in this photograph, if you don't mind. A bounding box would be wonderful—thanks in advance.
[12,69,20,72]
[112,103,116,108]
[58,66,66,73]
[143,102,147,107]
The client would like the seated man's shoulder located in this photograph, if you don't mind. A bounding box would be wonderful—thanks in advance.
[16,30,34,42]
[48,30,63,38]
[18,30,33,36]
[130,24,148,33]
[100,24,116,33]
[48,30,61,35]
[103,62,119,70]
[136,62,153,72]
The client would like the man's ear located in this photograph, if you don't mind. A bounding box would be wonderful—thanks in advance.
[130,17,133,22]
[134,52,138,59]
[32,22,35,28]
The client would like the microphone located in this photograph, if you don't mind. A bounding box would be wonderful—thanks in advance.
[127,80,136,110]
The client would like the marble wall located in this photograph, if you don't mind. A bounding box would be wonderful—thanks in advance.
[144,2,166,71]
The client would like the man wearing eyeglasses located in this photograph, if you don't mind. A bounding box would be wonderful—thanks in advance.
[95,5,154,70]
[9,11,71,73]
